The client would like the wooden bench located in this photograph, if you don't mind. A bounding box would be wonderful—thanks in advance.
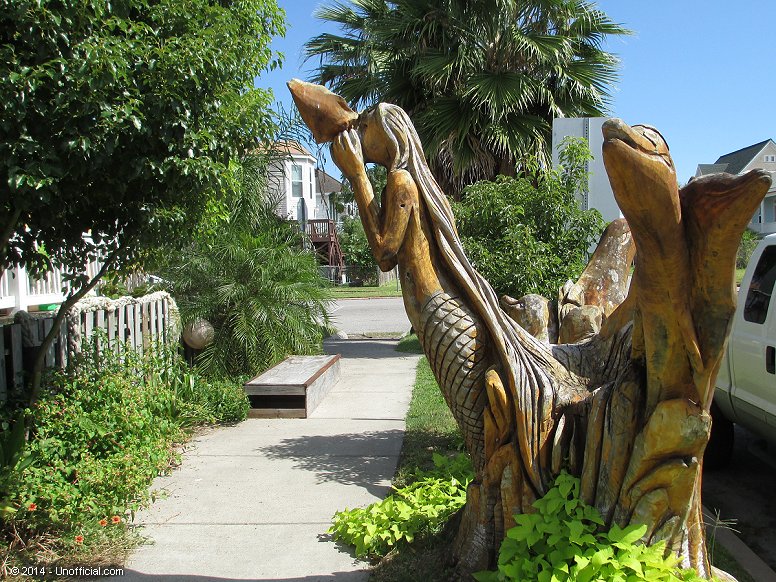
[243,354,341,418]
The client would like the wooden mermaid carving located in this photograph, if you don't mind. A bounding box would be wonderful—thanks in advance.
[289,80,771,579]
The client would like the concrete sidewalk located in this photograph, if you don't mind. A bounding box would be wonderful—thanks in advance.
[116,339,421,581]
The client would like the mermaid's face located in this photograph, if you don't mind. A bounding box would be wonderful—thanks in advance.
[358,108,396,168]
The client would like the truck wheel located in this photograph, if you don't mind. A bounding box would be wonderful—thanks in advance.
[704,402,734,470]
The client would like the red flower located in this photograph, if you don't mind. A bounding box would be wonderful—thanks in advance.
[111,515,121,524]
[27,502,37,511]
[75,535,84,544]
[99,519,108,527]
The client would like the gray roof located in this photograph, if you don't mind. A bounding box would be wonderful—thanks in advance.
[696,163,729,176]
[714,139,773,174]
[316,169,342,194]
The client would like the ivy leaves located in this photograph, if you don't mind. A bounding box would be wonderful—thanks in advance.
[475,472,707,582]
[328,453,473,558]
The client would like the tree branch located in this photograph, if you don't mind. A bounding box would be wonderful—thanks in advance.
[28,252,119,405]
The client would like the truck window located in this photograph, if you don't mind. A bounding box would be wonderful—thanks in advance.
[744,245,776,324]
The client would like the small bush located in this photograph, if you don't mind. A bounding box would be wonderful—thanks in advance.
[452,138,605,299]
[329,453,473,558]
[160,154,331,378]
[474,472,707,582]
[736,229,760,270]
[1,339,248,564]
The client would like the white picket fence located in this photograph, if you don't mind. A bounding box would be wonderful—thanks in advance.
[0,292,179,403]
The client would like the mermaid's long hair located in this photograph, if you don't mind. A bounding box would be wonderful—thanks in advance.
[370,103,564,493]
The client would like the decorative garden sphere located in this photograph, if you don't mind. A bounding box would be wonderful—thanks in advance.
[182,319,214,350]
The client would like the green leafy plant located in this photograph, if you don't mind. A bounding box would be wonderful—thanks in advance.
[452,138,604,299]
[329,453,473,558]
[1,338,248,555]
[0,411,35,518]
[737,229,761,269]
[159,153,331,378]
[306,0,629,197]
[474,472,708,582]
[340,216,376,271]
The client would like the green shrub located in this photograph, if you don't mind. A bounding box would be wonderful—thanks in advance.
[1,340,248,550]
[340,216,376,270]
[329,453,473,558]
[737,229,760,269]
[160,153,331,378]
[452,138,604,299]
[474,472,707,582]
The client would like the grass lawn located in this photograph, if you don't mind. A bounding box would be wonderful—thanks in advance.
[328,281,403,298]
[370,335,757,582]
[369,341,463,582]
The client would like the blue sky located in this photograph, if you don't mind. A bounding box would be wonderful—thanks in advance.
[259,1,775,185]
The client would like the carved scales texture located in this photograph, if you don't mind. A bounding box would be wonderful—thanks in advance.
[416,291,488,469]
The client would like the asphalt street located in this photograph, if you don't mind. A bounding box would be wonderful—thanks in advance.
[328,297,412,337]
[702,425,776,573]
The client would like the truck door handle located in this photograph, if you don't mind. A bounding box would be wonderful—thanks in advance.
[768,346,775,374]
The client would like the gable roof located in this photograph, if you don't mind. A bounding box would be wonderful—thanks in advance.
[316,169,342,194]
[697,163,729,176]
[714,139,773,174]
[272,140,314,158]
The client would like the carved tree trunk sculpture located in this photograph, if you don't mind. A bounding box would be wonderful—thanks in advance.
[288,80,772,579]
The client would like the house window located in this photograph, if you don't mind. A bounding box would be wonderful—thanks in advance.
[309,167,315,199]
[291,164,303,197]
[765,155,776,163]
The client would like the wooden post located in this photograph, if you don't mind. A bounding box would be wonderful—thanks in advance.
[42,319,55,368]
[0,326,6,405]
[133,303,142,353]
[107,307,116,350]
[10,324,23,396]
[57,320,67,368]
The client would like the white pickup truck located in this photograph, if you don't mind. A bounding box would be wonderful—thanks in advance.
[706,233,776,467]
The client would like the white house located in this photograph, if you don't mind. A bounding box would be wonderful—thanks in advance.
[695,139,776,235]
[268,140,345,224]
[551,117,622,224]
[268,141,347,274]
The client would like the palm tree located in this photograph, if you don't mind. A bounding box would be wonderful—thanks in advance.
[305,0,629,197]
[161,153,331,378]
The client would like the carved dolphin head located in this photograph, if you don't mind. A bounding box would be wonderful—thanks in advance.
[602,118,674,173]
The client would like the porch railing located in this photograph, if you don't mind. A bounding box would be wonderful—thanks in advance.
[0,260,102,314]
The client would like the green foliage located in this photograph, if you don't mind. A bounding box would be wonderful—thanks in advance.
[159,152,331,378]
[453,138,604,299]
[1,0,285,282]
[474,472,707,582]
[737,229,761,270]
[329,453,472,558]
[339,165,388,205]
[340,216,375,269]
[1,339,248,546]
[307,0,629,195]
[396,334,422,354]
[0,411,35,518]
